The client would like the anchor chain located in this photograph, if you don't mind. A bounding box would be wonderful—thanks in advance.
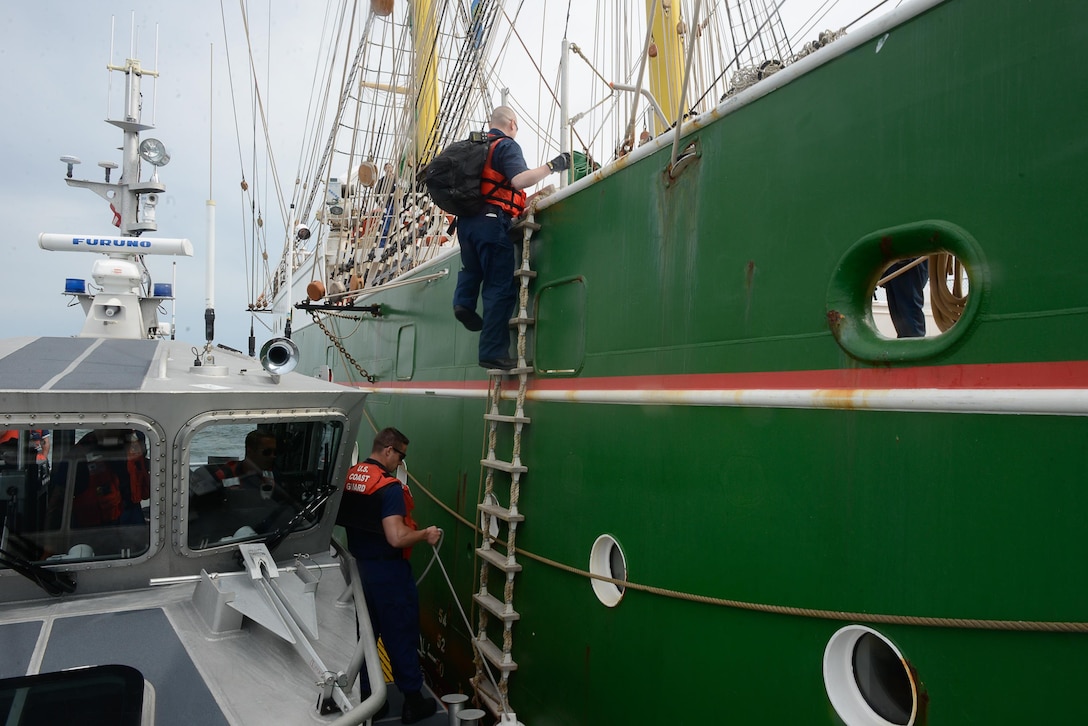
[308,309,377,383]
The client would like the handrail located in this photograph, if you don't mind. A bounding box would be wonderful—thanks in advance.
[625,0,658,152]
[333,268,450,300]
[670,0,704,170]
[329,542,388,726]
[609,83,669,130]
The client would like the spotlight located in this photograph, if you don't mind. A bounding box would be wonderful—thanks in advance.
[138,138,171,167]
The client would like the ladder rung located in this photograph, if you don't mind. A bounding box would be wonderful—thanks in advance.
[513,268,538,279]
[481,457,528,474]
[485,364,533,376]
[476,546,522,573]
[476,636,519,672]
[478,502,525,523]
[510,219,541,233]
[473,591,521,622]
[474,679,504,717]
[484,412,531,424]
[509,315,535,326]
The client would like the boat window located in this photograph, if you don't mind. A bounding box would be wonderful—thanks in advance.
[0,426,154,567]
[823,625,919,726]
[185,420,343,551]
[827,220,985,363]
[588,534,627,607]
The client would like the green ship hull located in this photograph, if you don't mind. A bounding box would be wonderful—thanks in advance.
[292,0,1088,722]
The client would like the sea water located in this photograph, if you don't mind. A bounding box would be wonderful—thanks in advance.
[189,423,252,465]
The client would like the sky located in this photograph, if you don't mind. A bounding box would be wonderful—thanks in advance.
[0,0,892,353]
[0,1,329,351]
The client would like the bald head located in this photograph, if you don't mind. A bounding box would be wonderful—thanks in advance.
[490,106,518,137]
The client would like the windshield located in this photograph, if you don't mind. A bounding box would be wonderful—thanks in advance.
[0,426,153,567]
[185,420,343,550]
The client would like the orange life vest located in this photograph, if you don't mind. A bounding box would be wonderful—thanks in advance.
[73,454,123,526]
[339,460,418,559]
[126,443,151,502]
[480,136,526,217]
[29,430,48,464]
[71,442,149,527]
[1,430,49,463]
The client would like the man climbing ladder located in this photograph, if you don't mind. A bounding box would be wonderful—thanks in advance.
[452,105,569,370]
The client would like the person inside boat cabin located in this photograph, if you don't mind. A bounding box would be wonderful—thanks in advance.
[190,430,280,509]
[0,429,48,469]
[452,104,571,370]
[206,429,279,494]
[336,427,441,724]
[48,429,150,529]
[188,428,293,546]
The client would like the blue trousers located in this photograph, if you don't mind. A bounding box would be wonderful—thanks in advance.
[355,557,424,693]
[884,258,929,338]
[453,210,516,360]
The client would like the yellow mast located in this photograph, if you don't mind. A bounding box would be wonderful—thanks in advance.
[646,0,686,136]
[411,0,440,166]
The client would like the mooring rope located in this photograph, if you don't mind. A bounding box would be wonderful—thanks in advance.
[391,443,1088,635]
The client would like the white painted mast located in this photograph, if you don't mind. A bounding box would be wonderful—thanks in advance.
[40,30,190,340]
[206,43,217,345]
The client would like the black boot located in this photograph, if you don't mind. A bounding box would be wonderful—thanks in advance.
[400,690,437,724]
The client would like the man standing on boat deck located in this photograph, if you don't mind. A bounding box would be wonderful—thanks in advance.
[452,105,570,370]
[337,427,441,724]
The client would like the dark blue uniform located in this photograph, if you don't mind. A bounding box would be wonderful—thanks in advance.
[339,460,425,694]
[453,129,530,361]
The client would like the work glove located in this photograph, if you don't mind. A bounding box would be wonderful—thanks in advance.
[547,153,571,173]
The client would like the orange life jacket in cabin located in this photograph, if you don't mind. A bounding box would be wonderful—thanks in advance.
[71,439,149,527]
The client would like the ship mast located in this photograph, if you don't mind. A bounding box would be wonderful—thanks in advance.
[39,50,192,340]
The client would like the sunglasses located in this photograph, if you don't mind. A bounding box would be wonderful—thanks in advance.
[262,448,277,456]
[390,446,407,461]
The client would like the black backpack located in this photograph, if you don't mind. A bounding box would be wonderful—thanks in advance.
[422,132,494,217]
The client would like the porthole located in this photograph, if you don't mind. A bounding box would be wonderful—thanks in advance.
[588,534,626,607]
[823,625,918,726]
[827,219,987,363]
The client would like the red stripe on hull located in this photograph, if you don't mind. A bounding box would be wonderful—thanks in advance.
[352,360,1088,392]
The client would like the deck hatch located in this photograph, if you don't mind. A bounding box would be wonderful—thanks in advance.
[0,664,145,726]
